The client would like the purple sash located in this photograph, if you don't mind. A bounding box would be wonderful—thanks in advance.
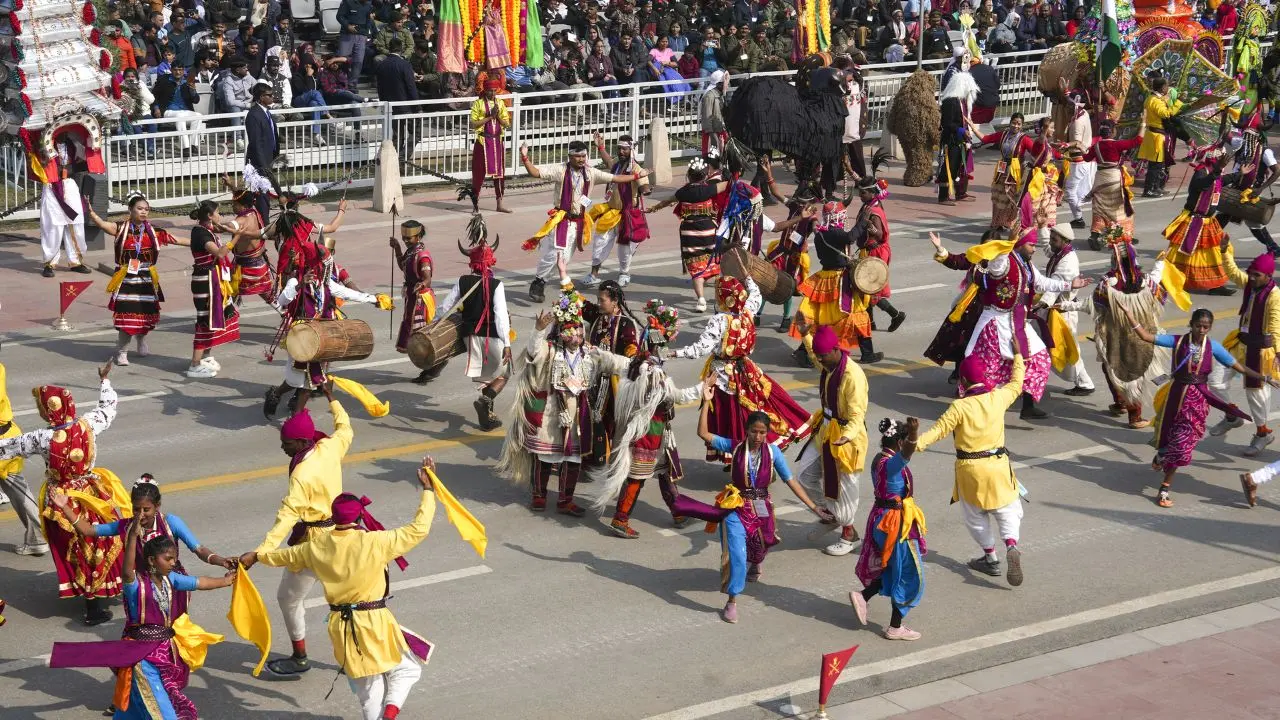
[1180,176,1222,255]
[1239,279,1276,387]
[1157,334,1250,448]
[730,441,777,562]
[820,353,848,500]
[554,165,589,249]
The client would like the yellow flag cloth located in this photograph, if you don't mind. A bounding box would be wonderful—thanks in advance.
[948,282,980,323]
[171,613,224,672]
[818,421,858,474]
[1161,260,1192,311]
[421,291,437,325]
[63,468,133,522]
[375,294,395,311]
[327,375,391,418]
[587,203,622,234]
[230,266,242,297]
[964,239,1017,264]
[28,152,49,185]
[1150,381,1172,440]
[227,563,272,676]
[705,484,745,534]
[1048,309,1081,372]
[528,210,596,252]
[105,266,127,294]
[1027,166,1045,201]
[427,469,488,559]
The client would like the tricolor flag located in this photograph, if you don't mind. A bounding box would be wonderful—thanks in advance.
[59,280,93,315]
[1096,0,1124,83]
[818,644,859,711]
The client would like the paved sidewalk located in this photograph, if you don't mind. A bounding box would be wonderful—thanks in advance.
[819,598,1280,719]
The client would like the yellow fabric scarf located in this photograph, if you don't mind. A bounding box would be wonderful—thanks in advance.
[227,563,272,676]
[1048,309,1081,372]
[427,469,488,559]
[327,375,390,418]
[171,613,224,672]
[528,210,596,253]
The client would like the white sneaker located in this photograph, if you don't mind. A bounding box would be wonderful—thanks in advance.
[185,364,217,378]
[16,543,48,556]
[1210,416,1245,436]
[200,356,221,372]
[1244,432,1276,458]
[115,351,129,366]
[136,336,151,357]
[583,273,602,287]
[313,133,328,147]
[695,297,707,312]
[823,538,860,556]
[618,274,631,287]
[0,490,8,504]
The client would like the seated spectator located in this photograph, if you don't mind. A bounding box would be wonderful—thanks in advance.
[755,26,788,72]
[610,32,647,84]
[245,39,266,76]
[291,52,331,141]
[151,64,204,158]
[105,25,138,71]
[194,51,221,83]
[1018,2,1039,50]
[648,34,689,103]
[585,26,610,56]
[922,11,953,59]
[667,22,690,53]
[638,0,659,36]
[1033,2,1067,49]
[217,57,257,127]
[374,15,415,70]
[1065,4,1087,38]
[319,56,366,108]
[155,47,177,79]
[260,54,292,110]
[410,40,442,98]
[878,8,915,62]
[118,67,157,159]
[700,26,722,77]
[719,25,760,73]
[587,38,618,97]
[986,12,1019,54]
[558,48,590,87]
[612,0,642,40]
[850,1,880,51]
[974,0,999,36]
[678,45,701,79]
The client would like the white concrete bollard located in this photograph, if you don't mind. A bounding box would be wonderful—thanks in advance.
[373,139,404,214]
[647,117,673,185]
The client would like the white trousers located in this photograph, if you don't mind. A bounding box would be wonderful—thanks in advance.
[589,226,637,274]
[795,441,860,526]
[276,567,318,641]
[349,654,422,720]
[40,181,86,265]
[960,498,1023,551]
[1056,309,1094,389]
[534,236,575,282]
[1064,160,1097,221]
[163,109,205,149]
[1249,458,1280,485]
[1209,363,1271,428]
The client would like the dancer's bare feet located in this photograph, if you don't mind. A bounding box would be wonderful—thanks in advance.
[496,201,512,214]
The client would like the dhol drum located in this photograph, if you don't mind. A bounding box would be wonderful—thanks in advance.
[850,256,889,296]
[719,246,796,304]
[407,315,466,370]
[1218,187,1277,226]
[286,319,374,363]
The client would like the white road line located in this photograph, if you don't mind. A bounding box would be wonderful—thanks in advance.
[301,564,492,610]
[645,565,1280,720]
[0,654,50,676]
[893,283,946,294]
[12,390,172,417]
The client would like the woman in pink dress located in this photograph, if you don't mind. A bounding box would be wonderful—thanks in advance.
[648,35,691,107]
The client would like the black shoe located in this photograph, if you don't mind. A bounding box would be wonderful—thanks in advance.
[474,396,502,431]
[859,351,884,364]
[1070,218,1086,229]
[263,387,282,419]
[968,555,1003,577]
[776,319,791,333]
[529,278,546,303]
[1020,404,1049,420]
[793,345,813,368]
[1142,190,1164,198]
[887,312,907,333]
[1063,386,1095,397]
[266,655,311,675]
[1088,232,1104,251]
[68,264,93,274]
[84,608,113,626]
[41,265,55,278]
[947,368,960,385]
[286,391,299,414]
[1207,286,1237,296]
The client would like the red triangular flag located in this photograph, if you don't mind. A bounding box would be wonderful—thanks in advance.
[59,280,92,315]
[818,645,858,707]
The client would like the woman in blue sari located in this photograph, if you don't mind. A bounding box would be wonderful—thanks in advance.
[648,36,691,106]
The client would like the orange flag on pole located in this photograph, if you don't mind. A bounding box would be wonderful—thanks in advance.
[59,281,93,315]
[817,645,859,716]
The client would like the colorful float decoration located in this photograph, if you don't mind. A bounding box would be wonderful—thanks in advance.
[437,0,543,74]
[1119,38,1238,145]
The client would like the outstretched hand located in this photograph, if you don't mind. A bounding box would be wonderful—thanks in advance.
[1070,275,1095,290]
[928,231,944,253]
[417,455,437,490]
[534,311,553,331]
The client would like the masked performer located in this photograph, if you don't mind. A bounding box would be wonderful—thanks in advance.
[85,194,178,367]
[520,141,649,303]
[1129,309,1274,507]
[972,112,1036,238]
[589,302,701,538]
[936,56,977,205]
[851,417,927,641]
[465,76,512,213]
[0,364,126,625]
[585,133,650,288]
[436,233,513,431]
[495,287,614,516]
[929,230,1092,419]
[1207,245,1280,457]
[1163,149,1233,295]
[245,458,441,720]
[1082,120,1143,247]
[1138,77,1183,198]
[647,156,733,312]
[390,220,438,384]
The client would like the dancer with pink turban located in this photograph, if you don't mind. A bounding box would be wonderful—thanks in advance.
[915,351,1028,587]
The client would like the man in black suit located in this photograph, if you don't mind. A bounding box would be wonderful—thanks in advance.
[375,38,419,161]
[244,81,282,219]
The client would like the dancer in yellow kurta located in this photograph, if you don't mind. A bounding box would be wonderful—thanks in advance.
[1137,77,1184,198]
[915,351,1027,588]
[245,457,441,720]
[1210,244,1280,457]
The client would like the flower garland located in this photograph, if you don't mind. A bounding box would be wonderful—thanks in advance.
[553,289,586,330]
[643,299,680,344]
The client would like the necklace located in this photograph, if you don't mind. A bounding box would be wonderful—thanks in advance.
[153,573,172,615]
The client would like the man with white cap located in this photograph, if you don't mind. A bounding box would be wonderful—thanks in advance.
[1039,223,1095,396]
[699,69,730,156]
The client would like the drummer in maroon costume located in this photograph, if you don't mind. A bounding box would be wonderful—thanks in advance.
[390,220,439,384]
[436,235,513,431]
[852,176,906,334]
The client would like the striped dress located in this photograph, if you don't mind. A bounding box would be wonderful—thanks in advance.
[110,222,176,335]
[674,180,721,278]
[190,225,240,350]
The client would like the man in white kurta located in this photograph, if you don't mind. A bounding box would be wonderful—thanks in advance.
[1062,93,1096,232]
[1039,224,1094,395]
[39,161,90,278]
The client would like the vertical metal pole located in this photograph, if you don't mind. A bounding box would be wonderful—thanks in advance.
[915,10,926,70]
[510,93,522,177]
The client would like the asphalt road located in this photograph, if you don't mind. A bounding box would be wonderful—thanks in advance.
[1,187,1279,720]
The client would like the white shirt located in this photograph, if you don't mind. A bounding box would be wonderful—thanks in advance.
[1040,247,1080,307]
[0,380,118,464]
[673,277,763,389]
[274,277,377,312]
[437,277,511,349]
[538,163,617,215]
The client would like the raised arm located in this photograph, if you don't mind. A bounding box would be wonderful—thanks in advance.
[696,379,716,444]
[368,458,440,561]
[84,207,120,235]
[743,276,763,316]
[320,199,349,233]
[673,313,724,360]
[519,143,542,177]
[83,365,119,437]
[593,133,615,168]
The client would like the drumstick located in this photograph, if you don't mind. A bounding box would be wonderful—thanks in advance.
[389,203,398,341]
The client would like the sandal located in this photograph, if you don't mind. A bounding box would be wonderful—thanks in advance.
[1157,486,1173,508]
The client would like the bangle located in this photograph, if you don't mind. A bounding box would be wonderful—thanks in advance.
[1132,324,1142,330]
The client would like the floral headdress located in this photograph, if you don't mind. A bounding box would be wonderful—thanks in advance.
[643,299,681,346]
[553,288,586,334]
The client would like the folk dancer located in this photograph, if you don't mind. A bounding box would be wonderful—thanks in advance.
[936,62,977,205]
[579,275,643,467]
[0,364,126,625]
[226,184,277,306]
[853,176,906,334]
[647,156,733,312]
[791,323,870,557]
[1218,113,1280,255]
[39,137,92,278]
[243,458,441,720]
[437,235,513,431]
[85,194,178,366]
[588,301,701,538]
[928,229,1093,419]
[49,519,232,720]
[763,202,819,332]
[584,133,650,288]
[520,141,648,303]
[673,276,812,462]
[851,417,927,641]
[263,208,392,419]
[1082,120,1143,247]
[1038,224,1094,396]
[684,387,833,624]
[185,200,240,379]
[1138,77,1184,198]
[1208,245,1280,456]
[495,286,613,516]
[1163,149,1233,295]
[1129,309,1274,507]
[925,248,989,383]
[0,361,47,557]
[972,112,1035,238]
[390,220,439,384]
[252,385,354,675]
[789,212,880,365]
[915,351,1028,587]
[1025,117,1065,248]
[1061,87,1096,230]
[466,76,512,214]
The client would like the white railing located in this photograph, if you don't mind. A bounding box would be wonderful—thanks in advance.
[0,38,1267,220]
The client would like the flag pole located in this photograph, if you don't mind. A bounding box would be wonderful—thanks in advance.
[815,705,830,719]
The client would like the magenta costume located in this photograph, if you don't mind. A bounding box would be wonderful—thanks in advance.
[1154,333,1249,471]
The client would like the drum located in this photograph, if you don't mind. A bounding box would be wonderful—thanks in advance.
[851,257,889,296]
[719,246,796,305]
[286,319,374,363]
[1218,187,1276,226]
[1037,43,1081,97]
[407,315,466,370]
